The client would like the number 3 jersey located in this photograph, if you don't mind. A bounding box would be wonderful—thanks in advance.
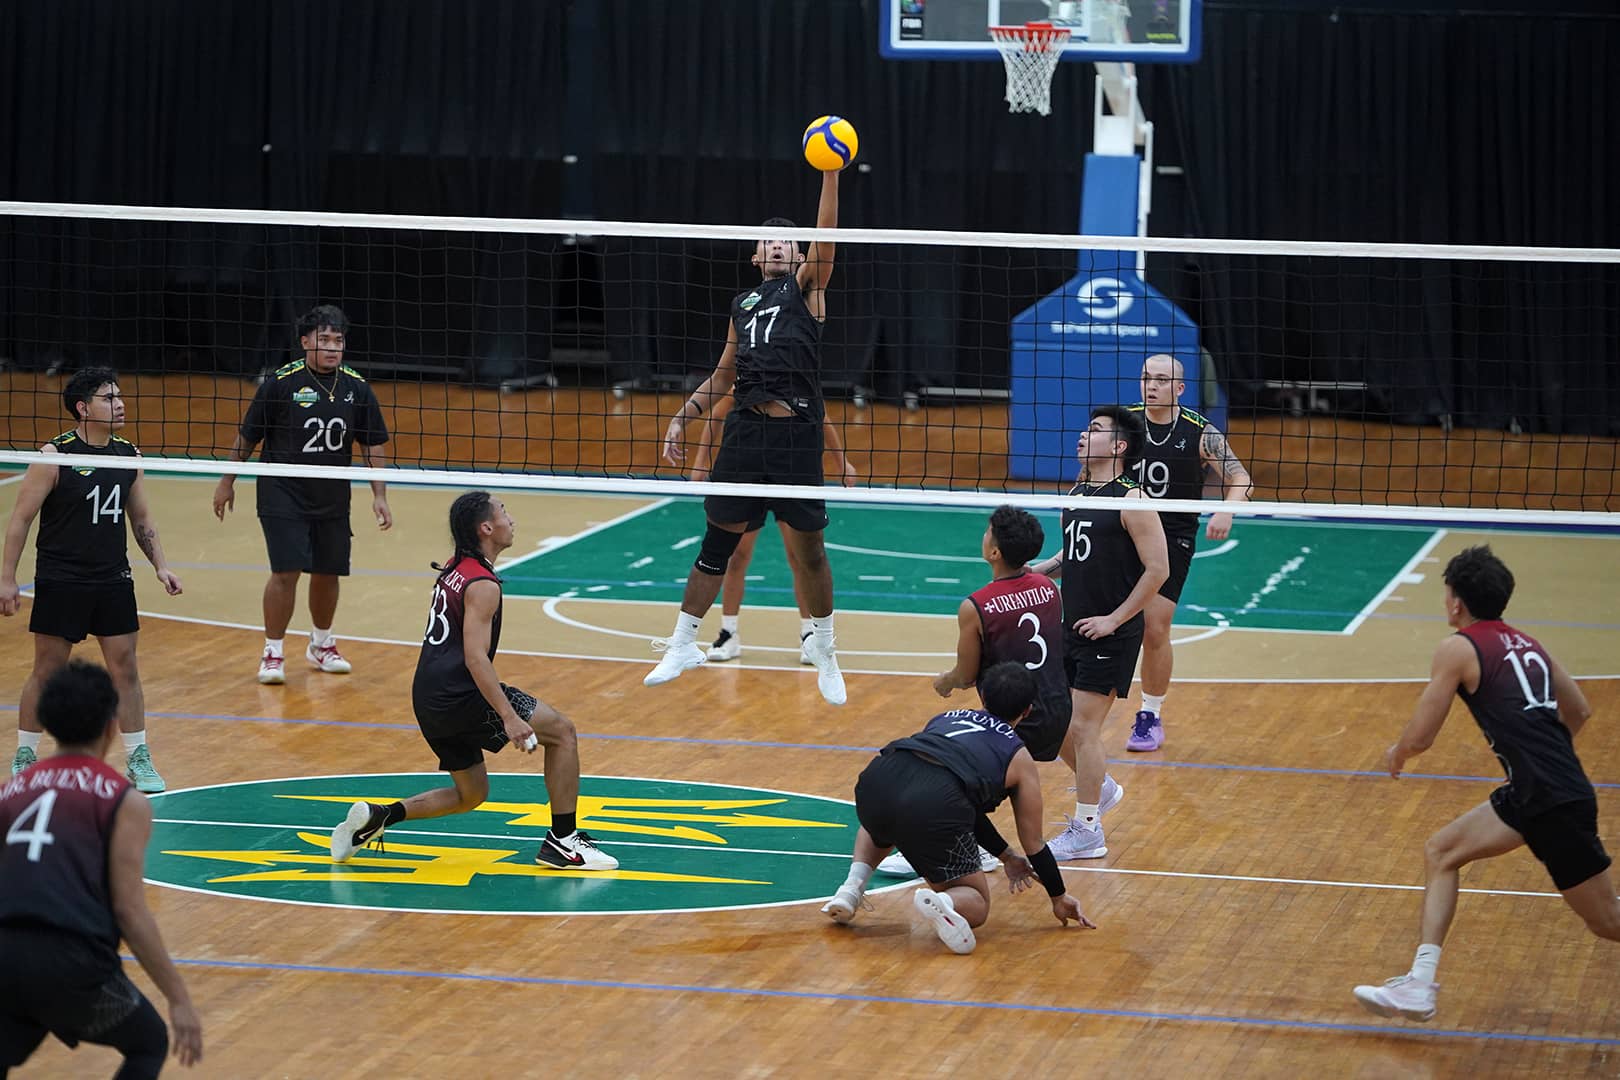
[1456,620,1594,812]
[34,431,141,584]
[969,571,1071,750]
[412,554,503,735]
[239,358,391,520]
[0,755,132,957]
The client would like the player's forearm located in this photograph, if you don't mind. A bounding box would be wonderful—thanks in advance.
[465,655,519,723]
[1222,468,1254,502]
[363,444,389,494]
[131,518,169,573]
[0,524,28,583]
[815,169,839,231]
[116,905,195,1009]
[1032,556,1061,579]
[1111,563,1168,625]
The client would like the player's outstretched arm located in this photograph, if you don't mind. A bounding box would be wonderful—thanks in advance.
[109,793,204,1067]
[127,470,182,596]
[1385,636,1473,777]
[1547,655,1593,737]
[932,599,983,698]
[664,325,740,467]
[1200,425,1254,541]
[798,170,840,319]
[0,454,58,615]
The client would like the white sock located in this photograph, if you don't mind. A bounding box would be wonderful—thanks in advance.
[264,638,285,659]
[843,860,873,895]
[1141,692,1166,717]
[800,617,813,640]
[311,626,335,648]
[670,612,703,646]
[18,731,42,752]
[1075,801,1100,827]
[811,613,836,645]
[721,614,739,635]
[121,731,147,752]
[1411,944,1441,985]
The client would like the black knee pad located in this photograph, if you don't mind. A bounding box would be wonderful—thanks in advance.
[695,523,745,576]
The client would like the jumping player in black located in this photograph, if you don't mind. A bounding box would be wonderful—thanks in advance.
[0,661,202,1077]
[874,506,1123,878]
[821,662,1094,955]
[1124,354,1252,752]
[2,367,183,793]
[1032,407,1167,862]
[1354,546,1618,1022]
[213,305,392,685]
[329,491,616,871]
[650,167,848,705]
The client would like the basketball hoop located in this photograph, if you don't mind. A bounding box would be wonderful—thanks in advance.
[989,22,1072,117]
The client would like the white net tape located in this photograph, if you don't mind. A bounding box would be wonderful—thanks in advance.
[990,23,1072,116]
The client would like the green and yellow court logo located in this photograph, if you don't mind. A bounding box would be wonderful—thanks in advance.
[147,774,874,915]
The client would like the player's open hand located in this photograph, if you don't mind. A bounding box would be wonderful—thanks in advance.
[157,569,183,597]
[0,580,19,617]
[1072,613,1120,640]
[373,495,393,531]
[1051,894,1095,928]
[505,716,538,752]
[1206,511,1235,541]
[1002,853,1035,893]
[169,1000,203,1067]
[211,479,234,520]
[662,416,687,466]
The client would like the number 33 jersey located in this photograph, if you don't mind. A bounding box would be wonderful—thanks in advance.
[412,554,503,732]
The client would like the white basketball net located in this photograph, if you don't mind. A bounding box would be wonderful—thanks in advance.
[989,23,1072,117]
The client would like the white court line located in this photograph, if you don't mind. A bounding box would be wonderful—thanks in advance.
[496,497,672,574]
[1191,539,1237,559]
[151,817,1564,899]
[823,541,982,563]
[1342,528,1449,635]
[0,472,27,488]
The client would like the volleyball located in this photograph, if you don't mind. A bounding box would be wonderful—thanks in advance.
[802,115,859,171]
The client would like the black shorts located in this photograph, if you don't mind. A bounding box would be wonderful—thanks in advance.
[1063,622,1144,699]
[704,408,828,534]
[0,926,159,1065]
[28,579,139,643]
[417,684,539,773]
[1016,700,1070,763]
[1490,790,1613,892]
[259,514,352,576]
[1159,532,1197,603]
[854,750,984,884]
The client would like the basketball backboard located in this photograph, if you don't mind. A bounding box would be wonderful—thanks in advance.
[880,0,1200,63]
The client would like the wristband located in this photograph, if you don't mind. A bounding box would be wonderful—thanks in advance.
[687,398,704,416]
[1029,845,1066,897]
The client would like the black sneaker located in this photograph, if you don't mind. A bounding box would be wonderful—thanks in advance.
[708,628,742,661]
[535,830,619,870]
[331,801,388,863]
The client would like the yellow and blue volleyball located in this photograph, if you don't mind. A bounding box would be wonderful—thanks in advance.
[802,115,859,172]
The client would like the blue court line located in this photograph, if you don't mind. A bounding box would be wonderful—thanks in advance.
[139,954,1619,1048]
[8,704,1616,789]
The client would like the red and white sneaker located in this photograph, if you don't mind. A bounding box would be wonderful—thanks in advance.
[257,650,285,685]
[306,642,352,674]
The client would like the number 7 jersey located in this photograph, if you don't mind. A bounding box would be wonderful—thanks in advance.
[1456,619,1594,812]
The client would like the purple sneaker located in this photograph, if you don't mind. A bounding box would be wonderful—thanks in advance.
[1126,710,1164,752]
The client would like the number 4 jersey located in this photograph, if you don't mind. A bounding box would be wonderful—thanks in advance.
[34,431,140,584]
[1456,620,1595,813]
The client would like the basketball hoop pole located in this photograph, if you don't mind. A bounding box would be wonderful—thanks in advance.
[1091,67,1154,274]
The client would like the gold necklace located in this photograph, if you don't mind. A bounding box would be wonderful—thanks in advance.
[309,368,339,402]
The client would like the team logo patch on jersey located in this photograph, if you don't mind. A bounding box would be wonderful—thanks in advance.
[292,387,320,407]
[740,291,763,311]
[143,773,886,916]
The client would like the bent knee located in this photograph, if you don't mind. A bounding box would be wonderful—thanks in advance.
[530,708,577,745]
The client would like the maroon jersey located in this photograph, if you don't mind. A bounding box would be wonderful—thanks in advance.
[0,755,131,956]
[412,554,503,736]
[968,570,1071,751]
[1456,620,1593,812]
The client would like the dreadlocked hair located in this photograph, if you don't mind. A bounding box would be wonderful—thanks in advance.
[433,490,496,575]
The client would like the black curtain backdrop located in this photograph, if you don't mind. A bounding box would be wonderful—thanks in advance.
[2,0,1616,430]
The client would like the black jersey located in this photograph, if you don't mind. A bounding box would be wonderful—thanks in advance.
[0,755,131,959]
[412,554,503,735]
[1060,475,1148,632]
[1457,620,1595,813]
[33,431,140,585]
[730,273,825,421]
[969,571,1071,747]
[884,708,1026,813]
[239,358,390,520]
[1127,404,1208,539]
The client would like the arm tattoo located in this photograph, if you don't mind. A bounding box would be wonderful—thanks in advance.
[134,523,159,564]
[1201,426,1249,479]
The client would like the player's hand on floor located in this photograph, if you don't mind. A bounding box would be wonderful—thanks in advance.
[157,569,183,596]
[1383,743,1407,778]
[1051,894,1095,928]
[169,1001,203,1067]
[1002,853,1035,893]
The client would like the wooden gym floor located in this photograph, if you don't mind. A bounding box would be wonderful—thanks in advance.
[2,379,1619,1077]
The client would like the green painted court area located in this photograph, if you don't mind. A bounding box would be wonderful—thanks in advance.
[504,499,1441,634]
[147,775,866,915]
